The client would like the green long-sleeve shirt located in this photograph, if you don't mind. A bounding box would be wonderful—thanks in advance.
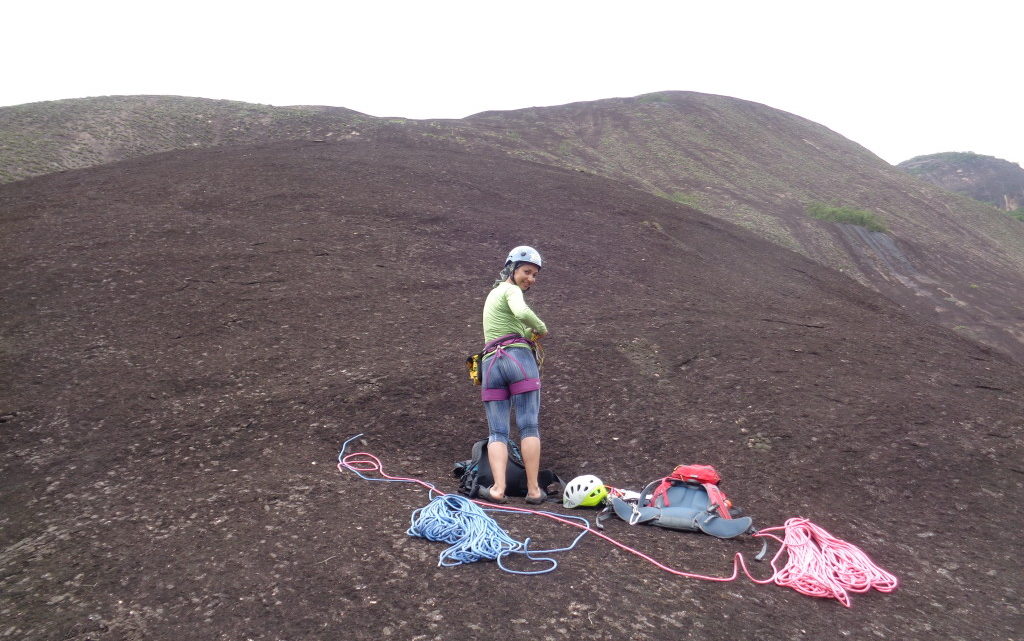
[482,282,548,344]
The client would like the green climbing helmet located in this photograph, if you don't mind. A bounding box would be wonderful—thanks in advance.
[563,474,608,508]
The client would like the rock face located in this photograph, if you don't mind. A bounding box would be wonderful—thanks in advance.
[898,152,1024,211]
[3,93,1024,362]
[2,139,1022,641]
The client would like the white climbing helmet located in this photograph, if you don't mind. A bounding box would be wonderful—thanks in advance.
[505,245,542,269]
[562,474,609,508]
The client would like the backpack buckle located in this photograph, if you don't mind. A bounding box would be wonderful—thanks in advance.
[628,503,643,525]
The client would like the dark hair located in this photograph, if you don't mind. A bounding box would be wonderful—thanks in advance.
[493,261,516,289]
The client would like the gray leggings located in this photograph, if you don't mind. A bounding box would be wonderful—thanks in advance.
[482,348,540,444]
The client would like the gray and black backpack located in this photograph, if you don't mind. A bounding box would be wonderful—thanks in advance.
[452,438,564,499]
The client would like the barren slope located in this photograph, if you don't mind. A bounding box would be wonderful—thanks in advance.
[0,95,369,183]
[2,140,1021,640]
[4,93,1022,361]
[464,92,1024,361]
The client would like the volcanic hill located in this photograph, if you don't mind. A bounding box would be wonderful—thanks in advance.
[1,138,1022,640]
[3,93,1023,362]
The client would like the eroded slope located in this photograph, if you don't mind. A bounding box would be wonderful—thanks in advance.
[1,140,1021,640]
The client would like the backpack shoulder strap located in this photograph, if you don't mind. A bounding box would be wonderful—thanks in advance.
[470,438,488,464]
[455,439,490,497]
[702,483,732,519]
[507,440,525,467]
[637,479,664,508]
[646,477,674,507]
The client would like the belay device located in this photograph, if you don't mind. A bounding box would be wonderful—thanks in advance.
[601,464,755,539]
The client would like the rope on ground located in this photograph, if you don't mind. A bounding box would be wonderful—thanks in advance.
[754,518,900,607]
[338,434,898,604]
[340,434,588,575]
[409,494,525,566]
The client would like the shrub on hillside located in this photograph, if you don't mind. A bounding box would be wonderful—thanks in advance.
[660,191,705,210]
[806,202,887,232]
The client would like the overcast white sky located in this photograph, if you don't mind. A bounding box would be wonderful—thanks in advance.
[5,1,1021,165]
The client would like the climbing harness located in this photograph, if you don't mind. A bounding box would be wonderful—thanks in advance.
[478,334,542,402]
[338,435,898,606]
[465,333,544,389]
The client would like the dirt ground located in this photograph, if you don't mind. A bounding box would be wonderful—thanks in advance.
[1,140,1022,640]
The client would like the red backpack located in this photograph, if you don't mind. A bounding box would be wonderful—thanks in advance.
[648,464,734,519]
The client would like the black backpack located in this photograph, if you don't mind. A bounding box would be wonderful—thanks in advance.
[452,438,564,499]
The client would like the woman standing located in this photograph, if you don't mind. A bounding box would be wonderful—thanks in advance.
[477,246,548,504]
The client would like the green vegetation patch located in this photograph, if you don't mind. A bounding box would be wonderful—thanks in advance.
[657,190,705,211]
[806,202,887,232]
[906,151,980,165]
[1007,208,1024,222]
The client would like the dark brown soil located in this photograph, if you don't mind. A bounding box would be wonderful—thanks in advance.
[7,93,1024,362]
[1,140,1021,640]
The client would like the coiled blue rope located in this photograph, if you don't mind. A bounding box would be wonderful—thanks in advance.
[408,494,527,568]
[339,434,590,575]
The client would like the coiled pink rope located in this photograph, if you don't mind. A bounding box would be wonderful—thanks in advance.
[338,439,898,607]
[753,519,899,607]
